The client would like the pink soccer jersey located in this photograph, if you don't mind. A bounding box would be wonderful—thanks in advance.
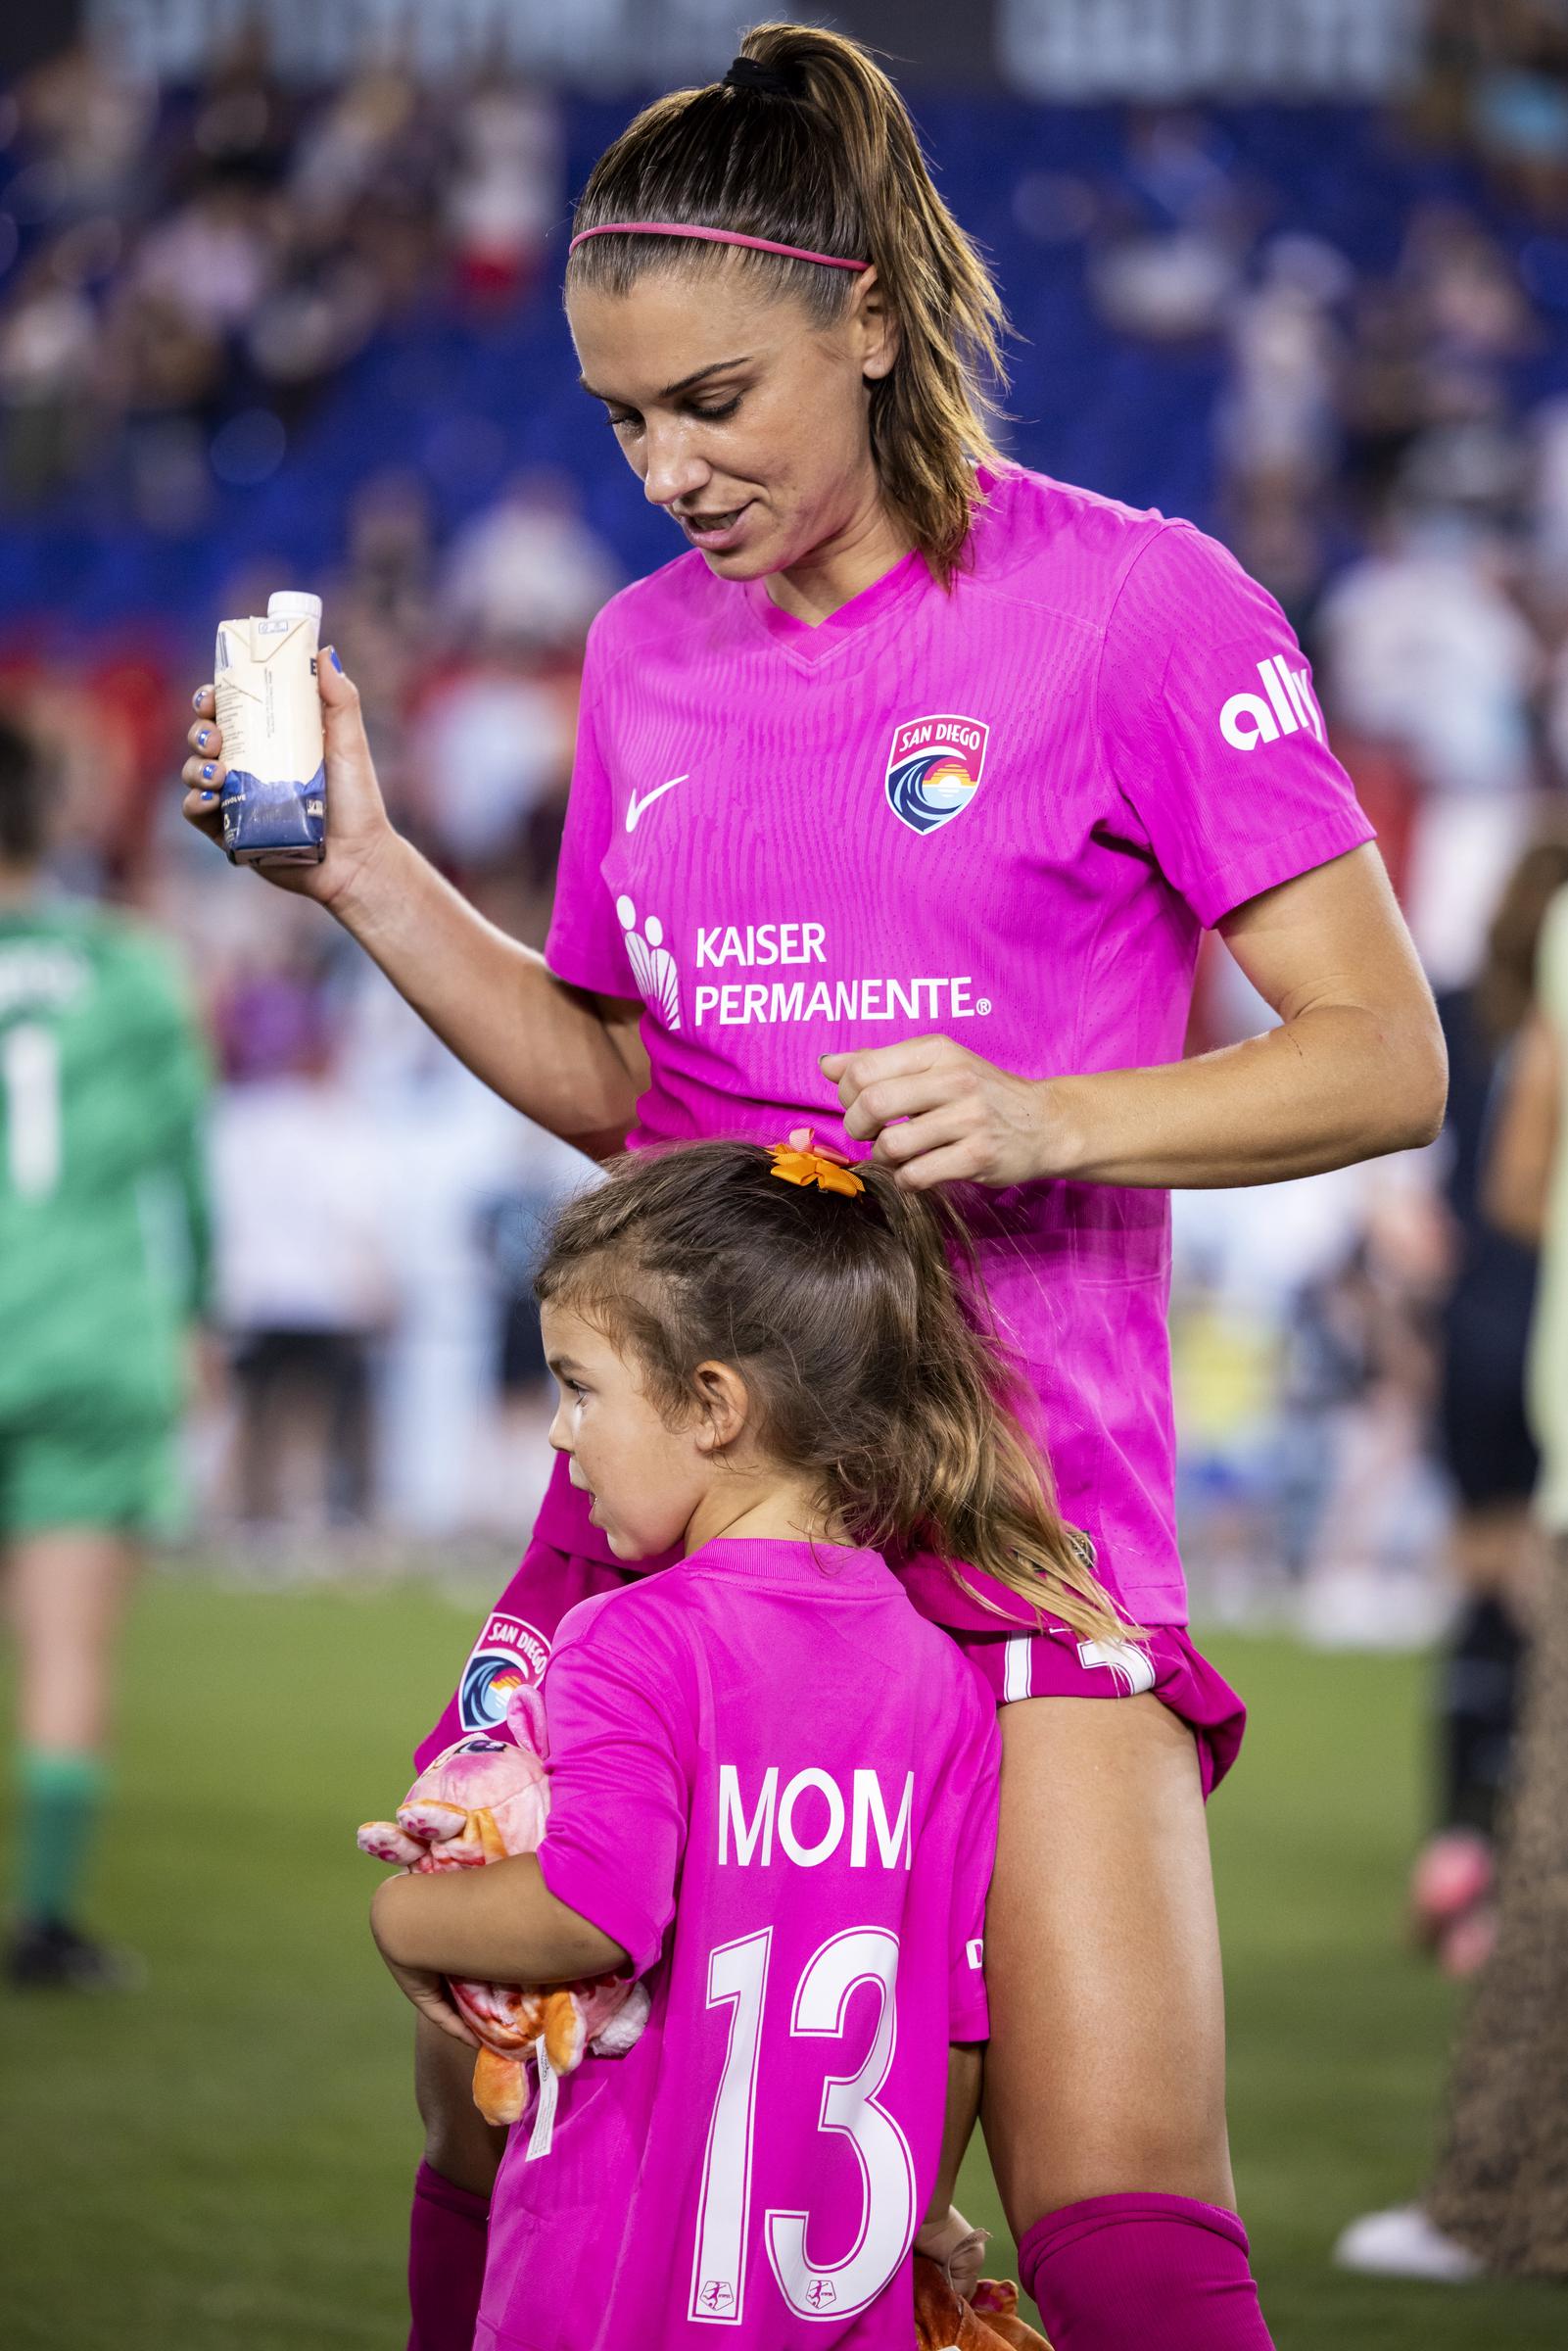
[545,465,1375,1625]
[473,1535,1000,2351]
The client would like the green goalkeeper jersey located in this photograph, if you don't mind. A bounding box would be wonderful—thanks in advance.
[0,898,212,1425]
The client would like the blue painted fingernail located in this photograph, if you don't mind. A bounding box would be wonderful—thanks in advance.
[196,727,210,749]
[192,688,207,710]
[201,763,214,782]
[329,647,343,673]
[201,790,217,803]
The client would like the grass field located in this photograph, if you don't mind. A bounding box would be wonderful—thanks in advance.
[2,1572,1564,2349]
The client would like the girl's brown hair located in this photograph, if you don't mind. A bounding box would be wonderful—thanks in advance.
[536,1140,1136,1650]
[564,22,1009,587]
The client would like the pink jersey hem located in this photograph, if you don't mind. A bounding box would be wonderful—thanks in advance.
[961,1618,1246,1799]
[1184,803,1376,931]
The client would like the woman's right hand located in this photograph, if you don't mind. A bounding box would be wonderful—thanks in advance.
[179,645,399,915]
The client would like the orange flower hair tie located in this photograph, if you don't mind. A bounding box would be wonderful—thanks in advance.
[769,1128,866,1198]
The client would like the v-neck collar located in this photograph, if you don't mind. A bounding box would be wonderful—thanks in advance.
[739,544,931,666]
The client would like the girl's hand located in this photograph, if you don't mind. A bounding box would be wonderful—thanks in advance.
[379,1948,482,2047]
[178,647,400,917]
[820,1036,1066,1189]
[370,1875,480,2047]
[914,2206,989,2301]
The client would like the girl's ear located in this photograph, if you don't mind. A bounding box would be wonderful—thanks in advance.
[690,1360,751,1452]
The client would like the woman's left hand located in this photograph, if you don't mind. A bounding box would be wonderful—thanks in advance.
[820,1036,1063,1189]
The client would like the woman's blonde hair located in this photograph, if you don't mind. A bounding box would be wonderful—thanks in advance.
[564,22,1010,587]
[536,1140,1138,1653]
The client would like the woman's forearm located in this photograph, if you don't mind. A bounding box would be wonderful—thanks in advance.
[373,1854,629,1986]
[333,832,642,1152]
[1047,998,1447,1189]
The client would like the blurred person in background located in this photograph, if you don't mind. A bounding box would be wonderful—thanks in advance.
[177,28,1446,2350]
[439,468,623,656]
[1410,835,1568,1977]
[445,76,560,309]
[0,715,211,1989]
[211,971,391,1538]
[469,1116,595,1534]
[1339,865,1568,2283]
[1315,503,1540,991]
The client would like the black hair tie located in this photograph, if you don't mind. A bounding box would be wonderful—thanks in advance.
[723,56,800,98]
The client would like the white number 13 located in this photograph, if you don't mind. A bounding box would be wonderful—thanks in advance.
[689,1926,916,2326]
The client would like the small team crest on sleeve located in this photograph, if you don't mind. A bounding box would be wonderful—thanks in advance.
[457,1611,551,1734]
[885,713,989,836]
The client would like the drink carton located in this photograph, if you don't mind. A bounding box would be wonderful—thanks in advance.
[214,591,326,865]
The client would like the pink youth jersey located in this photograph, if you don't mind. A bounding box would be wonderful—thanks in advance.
[475,1536,999,2351]
[546,465,1374,1624]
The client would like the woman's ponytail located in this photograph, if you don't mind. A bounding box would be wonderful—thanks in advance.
[566,22,1010,585]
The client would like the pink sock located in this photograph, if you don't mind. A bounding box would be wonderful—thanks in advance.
[1018,2191,1274,2349]
[407,2159,489,2351]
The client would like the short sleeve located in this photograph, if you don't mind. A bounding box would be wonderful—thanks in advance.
[945,1676,1000,2043]
[544,626,640,999]
[1098,523,1375,930]
[535,1595,694,1976]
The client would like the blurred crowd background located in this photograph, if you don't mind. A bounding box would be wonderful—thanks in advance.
[1,0,1564,1632]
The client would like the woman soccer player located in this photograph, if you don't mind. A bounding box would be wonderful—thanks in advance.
[369,1133,1109,2347]
[180,25,1446,2346]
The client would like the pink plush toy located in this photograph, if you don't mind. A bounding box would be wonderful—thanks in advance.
[357,1683,648,2133]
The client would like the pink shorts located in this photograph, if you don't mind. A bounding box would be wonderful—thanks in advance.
[414,1471,1246,1798]
[960,1621,1245,1798]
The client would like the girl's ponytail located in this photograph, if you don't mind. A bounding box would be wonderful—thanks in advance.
[830,1176,1136,1648]
[537,1140,1137,1654]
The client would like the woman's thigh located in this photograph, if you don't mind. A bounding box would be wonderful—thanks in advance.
[981,1690,1234,2236]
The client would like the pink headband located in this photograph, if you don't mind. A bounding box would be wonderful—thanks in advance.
[568,220,868,271]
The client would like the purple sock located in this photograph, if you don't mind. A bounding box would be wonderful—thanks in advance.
[407,2159,489,2351]
[1018,2191,1275,2349]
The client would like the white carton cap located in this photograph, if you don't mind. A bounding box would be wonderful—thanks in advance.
[267,590,323,620]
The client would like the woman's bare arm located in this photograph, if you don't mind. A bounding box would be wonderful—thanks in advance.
[336,833,647,1155]
[1048,843,1447,1185]
[827,845,1447,1191]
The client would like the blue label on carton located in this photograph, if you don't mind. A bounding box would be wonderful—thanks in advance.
[221,760,327,863]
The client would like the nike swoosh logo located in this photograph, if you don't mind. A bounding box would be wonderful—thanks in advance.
[625,774,689,834]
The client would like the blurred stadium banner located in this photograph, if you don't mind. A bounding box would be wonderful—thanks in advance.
[81,0,1425,98]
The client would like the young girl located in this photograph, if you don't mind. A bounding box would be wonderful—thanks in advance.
[369,1133,1130,2348]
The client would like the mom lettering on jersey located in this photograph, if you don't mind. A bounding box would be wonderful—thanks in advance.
[718,1762,914,1869]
